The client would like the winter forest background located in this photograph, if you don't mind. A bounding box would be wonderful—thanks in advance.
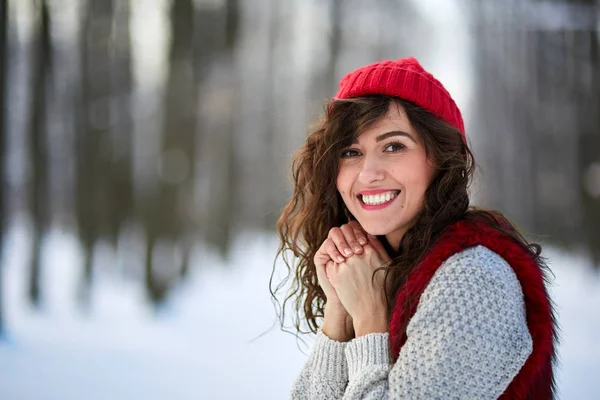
[0,0,599,399]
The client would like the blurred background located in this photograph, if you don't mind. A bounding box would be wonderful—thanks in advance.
[0,0,599,398]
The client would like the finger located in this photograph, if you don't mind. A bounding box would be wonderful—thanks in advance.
[348,220,368,245]
[315,259,337,299]
[366,234,384,251]
[324,260,338,283]
[315,259,326,281]
[328,227,353,257]
[314,244,332,266]
[367,234,392,262]
[323,237,346,263]
[341,224,363,254]
[315,258,331,287]
[325,260,335,276]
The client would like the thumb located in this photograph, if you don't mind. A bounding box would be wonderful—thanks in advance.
[324,260,336,280]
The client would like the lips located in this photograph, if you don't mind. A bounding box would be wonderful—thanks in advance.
[360,190,399,205]
[357,190,401,210]
[357,189,398,196]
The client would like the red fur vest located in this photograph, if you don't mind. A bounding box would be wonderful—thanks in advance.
[388,219,558,399]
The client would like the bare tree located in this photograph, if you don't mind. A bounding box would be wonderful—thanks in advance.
[199,0,239,258]
[110,0,134,250]
[26,0,52,307]
[144,0,198,303]
[470,0,600,267]
[576,5,600,266]
[75,0,115,308]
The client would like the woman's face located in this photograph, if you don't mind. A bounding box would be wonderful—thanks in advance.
[336,102,437,250]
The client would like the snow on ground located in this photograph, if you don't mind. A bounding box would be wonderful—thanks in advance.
[0,221,310,400]
[0,219,599,399]
[542,246,600,399]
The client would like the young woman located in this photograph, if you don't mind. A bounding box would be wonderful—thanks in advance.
[272,57,558,399]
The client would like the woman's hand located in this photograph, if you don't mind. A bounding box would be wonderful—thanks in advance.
[314,220,369,308]
[315,220,368,269]
[326,234,392,337]
[314,221,368,341]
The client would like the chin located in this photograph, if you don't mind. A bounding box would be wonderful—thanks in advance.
[356,221,393,236]
[366,228,389,236]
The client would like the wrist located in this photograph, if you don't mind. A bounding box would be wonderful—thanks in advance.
[353,309,388,338]
[323,306,354,342]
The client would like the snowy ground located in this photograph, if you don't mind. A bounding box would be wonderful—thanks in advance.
[0,220,599,399]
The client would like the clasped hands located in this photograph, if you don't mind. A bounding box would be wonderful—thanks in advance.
[314,220,392,341]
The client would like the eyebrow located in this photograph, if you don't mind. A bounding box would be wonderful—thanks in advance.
[352,130,416,144]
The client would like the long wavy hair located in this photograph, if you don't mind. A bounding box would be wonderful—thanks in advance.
[270,95,543,336]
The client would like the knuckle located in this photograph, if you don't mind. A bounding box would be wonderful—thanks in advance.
[325,239,336,252]
[336,234,347,245]
[316,242,327,256]
[349,220,362,230]
[331,237,340,245]
[327,243,341,258]
[328,227,341,237]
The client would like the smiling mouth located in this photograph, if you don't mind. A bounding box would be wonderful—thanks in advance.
[358,190,401,206]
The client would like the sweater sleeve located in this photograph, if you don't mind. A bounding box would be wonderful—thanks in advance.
[341,245,533,400]
[290,329,349,399]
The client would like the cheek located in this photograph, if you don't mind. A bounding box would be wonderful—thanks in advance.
[425,159,437,182]
[335,176,343,194]
[336,169,350,195]
[336,169,356,209]
[416,164,436,200]
[404,159,435,195]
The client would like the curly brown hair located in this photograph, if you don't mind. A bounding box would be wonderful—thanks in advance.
[270,95,542,336]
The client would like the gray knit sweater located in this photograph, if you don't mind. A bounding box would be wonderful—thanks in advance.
[290,245,533,399]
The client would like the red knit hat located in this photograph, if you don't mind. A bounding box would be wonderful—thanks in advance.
[333,57,465,140]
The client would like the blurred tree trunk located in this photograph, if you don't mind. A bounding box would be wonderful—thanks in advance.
[26,0,52,308]
[0,0,8,335]
[145,0,197,303]
[76,0,115,309]
[200,0,239,258]
[308,0,342,111]
[262,0,280,230]
[470,0,599,267]
[225,0,239,50]
[577,9,600,267]
[110,0,134,251]
[326,0,342,95]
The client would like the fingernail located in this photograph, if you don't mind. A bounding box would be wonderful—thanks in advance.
[353,246,362,252]
[358,237,367,245]
[344,248,352,256]
[337,256,345,262]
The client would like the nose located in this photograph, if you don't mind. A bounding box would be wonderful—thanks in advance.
[358,155,385,185]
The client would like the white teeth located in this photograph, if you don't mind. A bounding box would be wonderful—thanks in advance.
[361,191,399,205]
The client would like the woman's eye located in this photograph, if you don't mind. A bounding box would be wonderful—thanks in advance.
[340,149,360,158]
[384,142,406,152]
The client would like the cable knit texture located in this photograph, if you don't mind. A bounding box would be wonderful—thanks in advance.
[290,245,533,399]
